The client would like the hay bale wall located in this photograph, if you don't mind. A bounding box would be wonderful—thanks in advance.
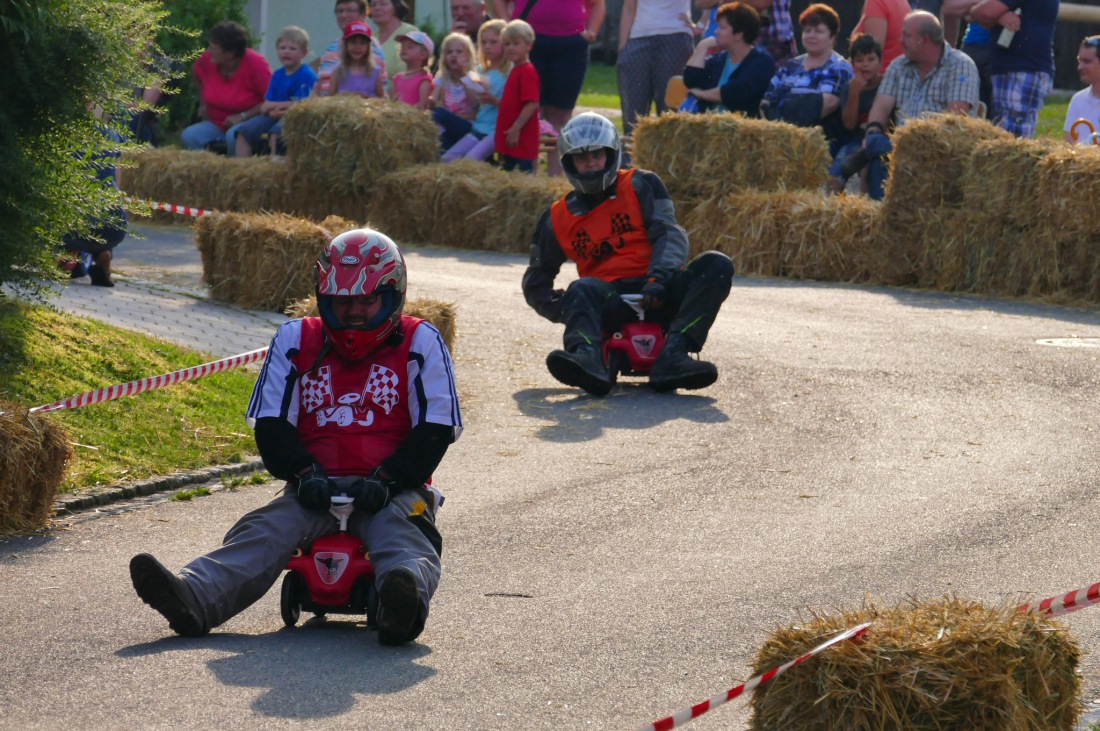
[287,295,457,353]
[281,96,439,222]
[0,402,73,533]
[684,191,880,281]
[371,160,571,253]
[194,212,360,311]
[751,597,1081,730]
[631,113,831,199]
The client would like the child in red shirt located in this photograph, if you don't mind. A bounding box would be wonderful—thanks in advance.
[495,20,540,174]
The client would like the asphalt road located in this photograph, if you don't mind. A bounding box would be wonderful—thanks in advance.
[3,226,1100,730]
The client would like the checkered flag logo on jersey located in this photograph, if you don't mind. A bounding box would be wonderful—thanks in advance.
[365,364,400,414]
[300,365,333,413]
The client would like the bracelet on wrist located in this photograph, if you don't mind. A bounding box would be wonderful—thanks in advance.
[865,121,885,134]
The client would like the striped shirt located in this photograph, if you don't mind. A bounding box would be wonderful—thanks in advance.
[247,318,463,440]
[879,44,980,125]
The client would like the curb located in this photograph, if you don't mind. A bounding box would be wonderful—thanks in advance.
[53,458,268,515]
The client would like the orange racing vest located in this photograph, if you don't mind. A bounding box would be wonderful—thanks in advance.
[550,169,652,282]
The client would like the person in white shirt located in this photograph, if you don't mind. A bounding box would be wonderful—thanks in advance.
[1064,36,1100,145]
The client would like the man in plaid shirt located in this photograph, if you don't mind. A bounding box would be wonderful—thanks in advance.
[859,10,980,199]
[967,0,1057,138]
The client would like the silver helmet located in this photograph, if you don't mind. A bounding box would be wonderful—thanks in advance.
[558,112,622,195]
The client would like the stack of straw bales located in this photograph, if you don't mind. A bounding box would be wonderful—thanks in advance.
[684,190,880,280]
[632,112,831,202]
[0,402,73,533]
[281,96,439,222]
[287,295,457,352]
[750,597,1081,730]
[371,160,572,252]
[879,114,1011,287]
[194,212,359,311]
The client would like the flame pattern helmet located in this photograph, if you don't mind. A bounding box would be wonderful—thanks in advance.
[315,229,407,362]
[557,112,622,196]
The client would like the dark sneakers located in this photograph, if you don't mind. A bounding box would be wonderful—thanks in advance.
[377,567,422,646]
[649,334,719,392]
[129,553,209,637]
[546,346,612,397]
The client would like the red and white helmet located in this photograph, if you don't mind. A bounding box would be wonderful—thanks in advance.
[315,229,407,362]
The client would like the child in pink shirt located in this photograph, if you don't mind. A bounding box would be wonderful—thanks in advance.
[391,31,435,109]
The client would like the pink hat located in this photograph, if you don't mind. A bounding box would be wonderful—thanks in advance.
[343,21,372,40]
[396,30,434,56]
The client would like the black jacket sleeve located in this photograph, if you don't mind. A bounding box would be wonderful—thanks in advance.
[254,416,316,482]
[720,49,774,117]
[521,208,568,323]
[632,170,689,284]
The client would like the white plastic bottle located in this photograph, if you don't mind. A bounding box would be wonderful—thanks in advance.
[997,8,1022,49]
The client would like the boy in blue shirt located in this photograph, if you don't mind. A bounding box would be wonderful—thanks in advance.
[234,26,318,157]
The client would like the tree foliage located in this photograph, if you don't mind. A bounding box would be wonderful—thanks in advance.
[0,0,167,295]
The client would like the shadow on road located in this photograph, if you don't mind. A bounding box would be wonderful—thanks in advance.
[117,623,435,718]
[514,385,728,442]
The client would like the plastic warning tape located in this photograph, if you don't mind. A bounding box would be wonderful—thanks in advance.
[1018,580,1100,617]
[634,622,872,731]
[29,348,268,414]
[122,195,216,218]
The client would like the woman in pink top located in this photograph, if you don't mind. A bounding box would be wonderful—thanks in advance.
[492,0,606,174]
[851,0,909,72]
[181,21,272,151]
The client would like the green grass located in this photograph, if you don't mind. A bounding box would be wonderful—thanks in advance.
[1037,98,1069,141]
[577,61,620,111]
[0,298,259,494]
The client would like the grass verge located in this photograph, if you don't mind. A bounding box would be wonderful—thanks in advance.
[0,297,258,495]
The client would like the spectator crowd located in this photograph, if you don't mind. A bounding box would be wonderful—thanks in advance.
[147,0,1075,196]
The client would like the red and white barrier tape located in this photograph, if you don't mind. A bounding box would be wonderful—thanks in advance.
[634,622,872,731]
[29,348,268,414]
[1018,580,1100,617]
[123,195,216,218]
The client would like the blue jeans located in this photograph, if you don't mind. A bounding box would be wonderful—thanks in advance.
[233,114,279,155]
[433,107,474,152]
[864,132,893,202]
[828,139,862,180]
[181,119,247,153]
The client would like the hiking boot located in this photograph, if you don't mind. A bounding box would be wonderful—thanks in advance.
[88,264,114,288]
[649,334,718,392]
[839,148,870,179]
[546,346,612,397]
[129,553,209,637]
[377,567,422,646]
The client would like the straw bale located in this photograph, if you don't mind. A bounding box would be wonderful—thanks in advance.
[750,596,1081,730]
[684,191,880,281]
[122,148,290,215]
[281,96,439,222]
[0,401,73,533]
[285,295,457,352]
[1035,145,1100,239]
[631,113,831,199]
[194,212,334,311]
[371,160,571,252]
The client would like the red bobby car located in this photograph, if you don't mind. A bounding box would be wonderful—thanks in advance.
[602,294,666,384]
[280,496,378,628]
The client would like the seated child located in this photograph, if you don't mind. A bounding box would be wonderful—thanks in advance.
[234,26,318,157]
[442,19,512,163]
[329,21,385,98]
[827,34,882,196]
[391,31,435,110]
[432,33,481,151]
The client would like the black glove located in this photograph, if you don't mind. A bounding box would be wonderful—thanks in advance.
[294,462,334,512]
[348,470,398,514]
[641,277,668,310]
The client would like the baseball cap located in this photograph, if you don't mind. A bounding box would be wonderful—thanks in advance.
[395,30,434,57]
[343,21,372,40]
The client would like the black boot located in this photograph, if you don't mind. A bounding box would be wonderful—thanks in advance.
[130,553,209,637]
[377,567,423,646]
[546,345,612,397]
[649,333,718,392]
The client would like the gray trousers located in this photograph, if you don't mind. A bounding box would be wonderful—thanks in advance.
[617,33,694,140]
[180,481,442,630]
